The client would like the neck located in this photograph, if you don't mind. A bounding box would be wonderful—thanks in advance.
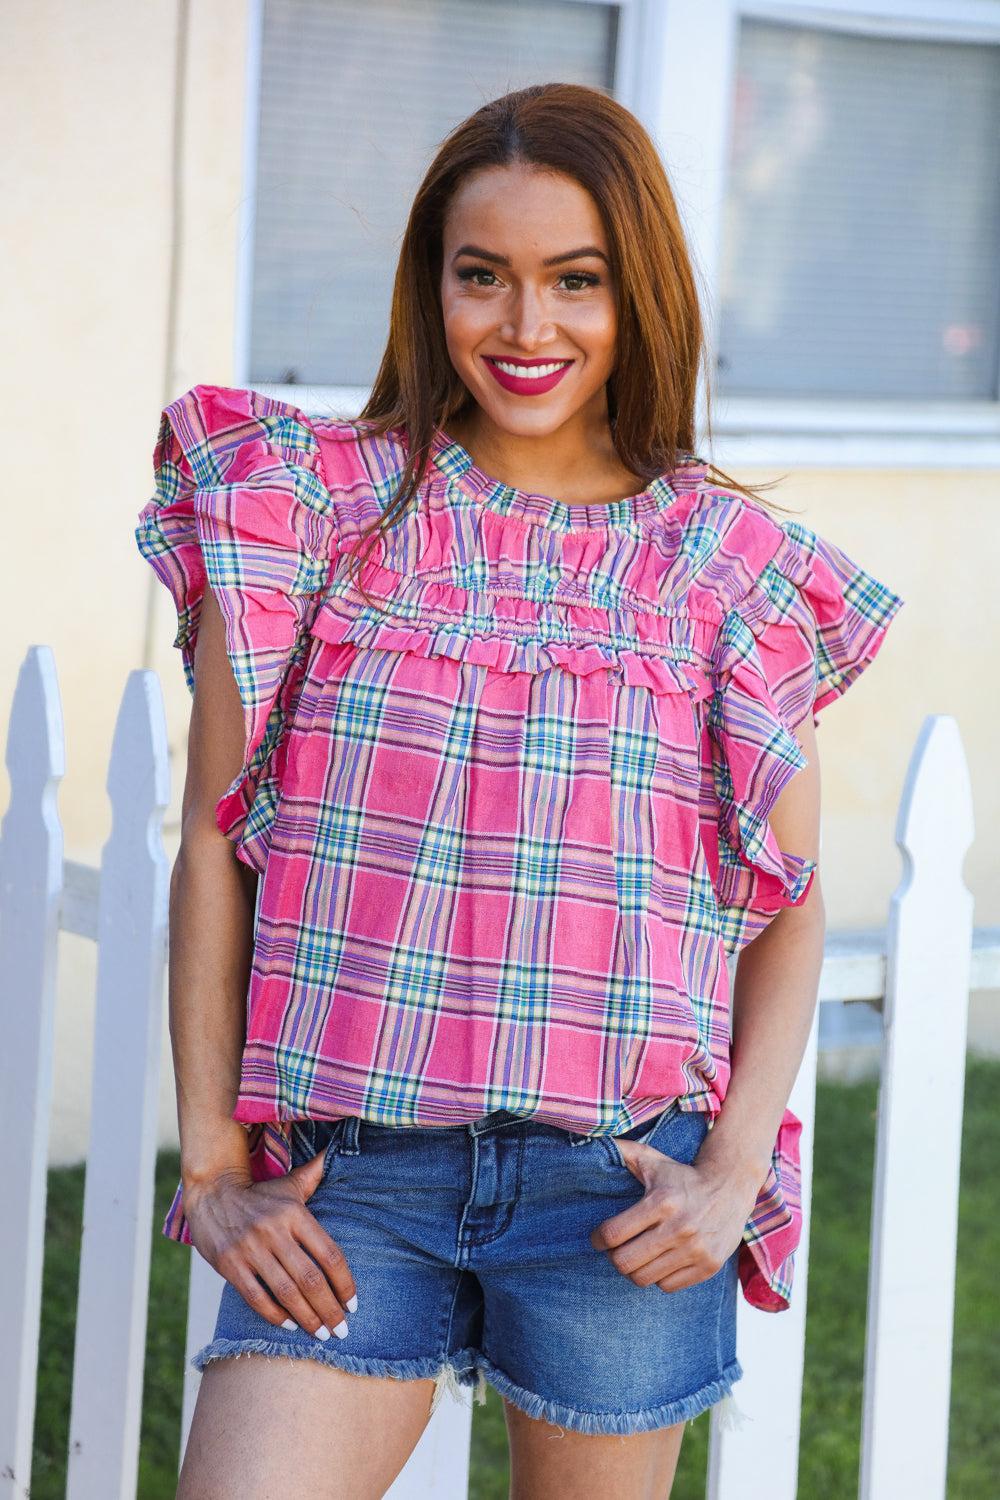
[447,400,642,506]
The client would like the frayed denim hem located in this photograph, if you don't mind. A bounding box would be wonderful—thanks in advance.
[475,1356,744,1437]
[192,1337,483,1389]
[193,1338,742,1437]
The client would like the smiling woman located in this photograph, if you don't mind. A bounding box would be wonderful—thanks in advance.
[137,82,901,1500]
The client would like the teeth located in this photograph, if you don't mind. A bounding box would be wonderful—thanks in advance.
[492,360,569,379]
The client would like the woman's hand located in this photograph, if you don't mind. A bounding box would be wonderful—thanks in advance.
[184,1150,358,1340]
[589,1140,759,1293]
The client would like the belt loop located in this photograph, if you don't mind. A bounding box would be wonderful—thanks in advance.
[339,1116,361,1155]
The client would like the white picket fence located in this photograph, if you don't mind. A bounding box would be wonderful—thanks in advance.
[1,644,997,1500]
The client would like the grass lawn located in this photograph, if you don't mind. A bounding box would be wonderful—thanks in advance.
[31,1060,999,1498]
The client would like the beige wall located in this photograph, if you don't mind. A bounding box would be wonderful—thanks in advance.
[0,0,247,863]
[2,0,177,856]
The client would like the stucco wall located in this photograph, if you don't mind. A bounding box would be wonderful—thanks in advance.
[0,0,248,857]
[2,0,182,858]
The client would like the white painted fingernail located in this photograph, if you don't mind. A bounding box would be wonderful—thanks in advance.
[281,1319,297,1331]
[333,1320,349,1340]
[346,1294,358,1313]
[314,1325,331,1342]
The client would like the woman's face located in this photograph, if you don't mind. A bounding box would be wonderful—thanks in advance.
[440,163,617,443]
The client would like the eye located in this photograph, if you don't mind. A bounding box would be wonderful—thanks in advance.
[558,271,601,292]
[456,265,500,287]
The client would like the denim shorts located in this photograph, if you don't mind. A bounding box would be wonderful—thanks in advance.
[197,1107,741,1435]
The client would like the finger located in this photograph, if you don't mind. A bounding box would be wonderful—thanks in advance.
[288,1150,327,1203]
[607,1230,666,1276]
[590,1191,673,1252]
[620,1247,699,1288]
[218,1253,301,1330]
[252,1246,350,1341]
[655,1260,718,1293]
[298,1218,357,1311]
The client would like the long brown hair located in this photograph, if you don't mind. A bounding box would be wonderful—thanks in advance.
[354,83,757,569]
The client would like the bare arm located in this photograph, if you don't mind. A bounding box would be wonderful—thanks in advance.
[173,588,356,1336]
[591,714,825,1291]
[171,585,259,1190]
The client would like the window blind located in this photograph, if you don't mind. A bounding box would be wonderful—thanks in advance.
[718,20,1000,401]
[250,0,618,386]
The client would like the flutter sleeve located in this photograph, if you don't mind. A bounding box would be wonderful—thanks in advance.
[708,517,903,955]
[136,384,339,867]
[703,514,900,1310]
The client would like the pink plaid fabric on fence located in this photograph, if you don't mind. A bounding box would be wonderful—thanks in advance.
[138,385,901,1310]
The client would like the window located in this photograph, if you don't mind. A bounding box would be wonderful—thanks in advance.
[238,0,1000,463]
[718,19,1000,402]
[245,0,619,388]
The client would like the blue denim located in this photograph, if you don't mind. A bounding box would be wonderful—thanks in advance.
[197,1108,741,1435]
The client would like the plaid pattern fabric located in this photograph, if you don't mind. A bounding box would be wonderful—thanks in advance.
[139,386,901,1309]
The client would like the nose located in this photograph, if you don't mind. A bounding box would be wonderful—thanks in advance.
[500,284,553,351]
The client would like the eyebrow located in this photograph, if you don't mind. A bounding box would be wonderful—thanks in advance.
[451,244,609,267]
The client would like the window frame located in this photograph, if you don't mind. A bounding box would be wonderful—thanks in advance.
[234,0,1000,468]
[625,0,1000,468]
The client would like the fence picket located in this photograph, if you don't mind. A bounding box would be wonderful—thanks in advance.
[0,648,65,1500]
[706,1011,819,1500]
[860,715,974,1500]
[65,673,170,1500]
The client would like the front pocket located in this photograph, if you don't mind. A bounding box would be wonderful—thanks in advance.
[600,1135,629,1169]
[601,1101,684,1168]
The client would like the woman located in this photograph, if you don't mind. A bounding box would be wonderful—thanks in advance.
[139,83,900,1499]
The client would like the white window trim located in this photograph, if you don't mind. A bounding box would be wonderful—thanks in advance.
[237,0,1000,468]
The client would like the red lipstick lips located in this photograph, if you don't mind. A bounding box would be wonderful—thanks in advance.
[483,356,573,396]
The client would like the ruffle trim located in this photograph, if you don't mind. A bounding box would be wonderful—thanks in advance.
[705,523,900,950]
[314,556,714,699]
[708,638,816,951]
[738,520,902,719]
[738,1109,804,1312]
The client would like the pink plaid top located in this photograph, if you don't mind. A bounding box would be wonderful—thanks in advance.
[138,385,900,1309]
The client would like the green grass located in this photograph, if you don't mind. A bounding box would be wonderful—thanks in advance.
[32,1062,1000,1498]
